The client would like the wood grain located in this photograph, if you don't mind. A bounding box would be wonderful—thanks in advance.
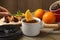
[44,24,59,28]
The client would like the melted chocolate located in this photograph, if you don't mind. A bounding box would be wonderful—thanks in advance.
[23,19,38,23]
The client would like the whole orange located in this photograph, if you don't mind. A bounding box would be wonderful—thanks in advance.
[42,12,56,24]
[34,9,44,19]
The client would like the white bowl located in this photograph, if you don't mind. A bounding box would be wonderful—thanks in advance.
[21,17,44,36]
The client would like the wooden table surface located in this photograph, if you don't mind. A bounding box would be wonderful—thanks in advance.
[19,32,60,40]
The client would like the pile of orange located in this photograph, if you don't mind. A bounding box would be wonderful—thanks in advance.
[34,9,56,24]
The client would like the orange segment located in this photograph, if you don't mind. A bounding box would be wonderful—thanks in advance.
[25,9,34,22]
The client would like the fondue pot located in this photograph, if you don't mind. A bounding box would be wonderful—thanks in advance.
[49,1,60,22]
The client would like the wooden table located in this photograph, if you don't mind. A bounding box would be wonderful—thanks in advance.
[18,32,60,40]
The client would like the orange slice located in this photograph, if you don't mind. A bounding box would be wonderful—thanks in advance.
[25,9,34,22]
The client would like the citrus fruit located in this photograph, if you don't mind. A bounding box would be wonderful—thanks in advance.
[42,12,56,24]
[25,9,34,22]
[34,9,44,19]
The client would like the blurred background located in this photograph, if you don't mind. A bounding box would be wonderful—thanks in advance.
[0,0,57,14]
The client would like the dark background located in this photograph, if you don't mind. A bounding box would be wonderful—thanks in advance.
[0,0,57,14]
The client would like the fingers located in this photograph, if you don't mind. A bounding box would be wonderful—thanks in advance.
[0,6,12,15]
[0,6,8,12]
[0,6,12,18]
[0,12,12,17]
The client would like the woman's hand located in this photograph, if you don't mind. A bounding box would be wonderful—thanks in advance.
[0,6,11,18]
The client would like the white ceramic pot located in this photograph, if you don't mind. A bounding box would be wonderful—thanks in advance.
[21,17,44,36]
